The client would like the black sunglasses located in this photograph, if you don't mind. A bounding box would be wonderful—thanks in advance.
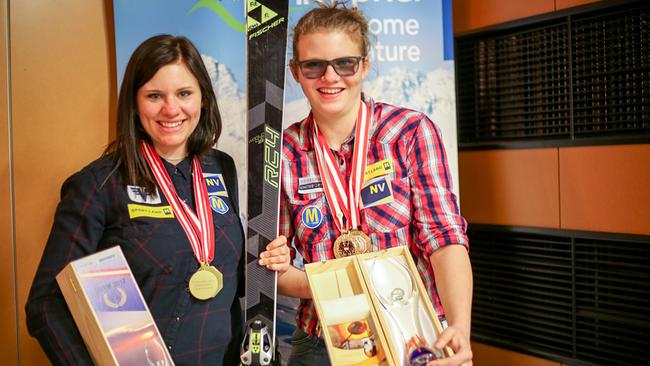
[295,56,365,79]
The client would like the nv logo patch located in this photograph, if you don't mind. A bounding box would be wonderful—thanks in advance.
[247,0,278,31]
[360,176,394,209]
[203,173,228,197]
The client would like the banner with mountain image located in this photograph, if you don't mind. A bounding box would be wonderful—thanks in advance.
[113,0,457,363]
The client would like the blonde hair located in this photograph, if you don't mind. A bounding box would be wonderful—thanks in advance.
[292,0,370,61]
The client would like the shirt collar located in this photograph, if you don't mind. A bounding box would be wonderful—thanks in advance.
[298,94,376,152]
[161,156,193,180]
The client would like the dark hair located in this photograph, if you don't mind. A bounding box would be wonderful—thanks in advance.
[104,34,221,193]
[291,1,370,61]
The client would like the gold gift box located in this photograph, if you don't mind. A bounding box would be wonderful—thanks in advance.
[56,246,174,366]
[305,246,452,366]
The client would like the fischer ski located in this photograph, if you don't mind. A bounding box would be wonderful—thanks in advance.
[240,1,289,365]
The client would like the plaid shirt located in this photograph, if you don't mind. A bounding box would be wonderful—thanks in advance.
[26,149,244,366]
[279,97,469,336]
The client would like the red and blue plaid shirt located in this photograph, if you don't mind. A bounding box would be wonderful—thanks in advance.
[279,97,469,336]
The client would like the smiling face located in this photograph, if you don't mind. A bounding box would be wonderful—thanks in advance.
[136,61,202,159]
[291,30,369,125]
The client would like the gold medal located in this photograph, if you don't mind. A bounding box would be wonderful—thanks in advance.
[333,229,371,258]
[349,229,371,253]
[188,264,223,300]
[205,264,222,280]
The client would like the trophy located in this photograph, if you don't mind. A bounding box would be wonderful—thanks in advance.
[367,256,444,365]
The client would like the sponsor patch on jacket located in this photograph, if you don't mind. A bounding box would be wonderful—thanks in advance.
[360,176,393,209]
[298,175,324,194]
[203,173,228,197]
[128,204,174,219]
[126,185,161,204]
[209,195,229,214]
[301,205,323,229]
[364,159,394,181]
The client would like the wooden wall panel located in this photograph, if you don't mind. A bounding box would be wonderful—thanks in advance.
[555,0,601,11]
[453,0,555,34]
[559,145,650,235]
[11,0,112,364]
[0,0,18,364]
[459,149,560,228]
[472,342,561,366]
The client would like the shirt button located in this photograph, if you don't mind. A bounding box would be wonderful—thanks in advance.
[167,345,172,350]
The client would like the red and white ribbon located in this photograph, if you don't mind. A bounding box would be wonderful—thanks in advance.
[311,100,371,234]
[141,142,215,265]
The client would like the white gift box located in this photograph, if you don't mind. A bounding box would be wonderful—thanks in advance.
[56,246,174,366]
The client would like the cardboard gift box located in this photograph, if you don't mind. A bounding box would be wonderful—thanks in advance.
[305,246,452,366]
[56,246,174,366]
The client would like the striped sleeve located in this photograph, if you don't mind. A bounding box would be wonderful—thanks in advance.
[407,114,468,256]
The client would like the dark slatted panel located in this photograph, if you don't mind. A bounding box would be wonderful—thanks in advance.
[469,229,574,356]
[469,226,650,366]
[456,22,571,144]
[455,37,477,142]
[456,0,650,148]
[572,4,650,139]
[574,237,650,366]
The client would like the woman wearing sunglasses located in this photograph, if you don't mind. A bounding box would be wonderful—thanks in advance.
[277,2,473,366]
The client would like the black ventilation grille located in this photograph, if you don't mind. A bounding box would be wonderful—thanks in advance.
[456,0,650,148]
[572,5,650,138]
[574,238,650,365]
[469,225,650,366]
[456,22,570,144]
[470,229,574,357]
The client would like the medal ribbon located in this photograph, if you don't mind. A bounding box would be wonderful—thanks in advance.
[141,142,215,265]
[311,101,371,233]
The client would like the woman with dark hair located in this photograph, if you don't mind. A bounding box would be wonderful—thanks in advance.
[277,2,473,366]
[26,34,289,365]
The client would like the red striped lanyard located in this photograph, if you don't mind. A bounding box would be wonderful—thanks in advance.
[311,101,371,234]
[141,142,215,265]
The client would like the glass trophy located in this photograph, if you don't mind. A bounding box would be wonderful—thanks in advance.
[367,256,444,365]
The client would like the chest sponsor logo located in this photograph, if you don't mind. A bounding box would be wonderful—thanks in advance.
[298,175,324,194]
[360,176,394,209]
[301,205,323,229]
[364,159,394,181]
[126,185,161,204]
[209,196,229,215]
[128,204,174,219]
[203,173,228,197]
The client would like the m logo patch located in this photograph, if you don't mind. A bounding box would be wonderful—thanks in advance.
[301,205,323,229]
[209,196,229,214]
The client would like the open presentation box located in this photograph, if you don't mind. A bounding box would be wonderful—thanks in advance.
[56,246,174,366]
[305,246,452,366]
